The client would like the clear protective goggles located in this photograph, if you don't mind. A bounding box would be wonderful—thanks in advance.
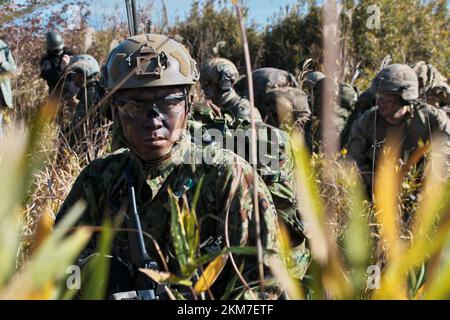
[114,92,187,121]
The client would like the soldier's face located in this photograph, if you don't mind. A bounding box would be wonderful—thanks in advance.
[66,72,84,89]
[50,48,63,56]
[377,92,406,124]
[115,86,188,161]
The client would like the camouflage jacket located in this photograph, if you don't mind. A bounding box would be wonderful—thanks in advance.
[305,101,351,153]
[70,82,105,127]
[190,107,304,244]
[235,67,299,109]
[340,88,377,147]
[219,91,263,123]
[257,87,311,133]
[56,136,281,298]
[67,82,106,145]
[346,102,450,189]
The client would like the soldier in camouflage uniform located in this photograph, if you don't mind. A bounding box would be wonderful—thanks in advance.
[302,71,325,105]
[189,105,305,247]
[412,61,450,117]
[199,57,262,122]
[346,64,450,192]
[196,65,307,247]
[338,83,360,146]
[257,86,310,133]
[303,75,357,153]
[233,67,309,132]
[56,34,282,299]
[341,87,375,149]
[64,54,106,145]
[234,67,299,111]
[40,31,74,98]
[346,62,450,136]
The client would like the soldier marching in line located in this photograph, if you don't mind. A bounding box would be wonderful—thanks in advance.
[345,64,450,194]
[40,31,75,99]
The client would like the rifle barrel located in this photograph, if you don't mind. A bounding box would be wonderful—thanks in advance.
[131,0,139,35]
[128,185,151,262]
[125,0,134,36]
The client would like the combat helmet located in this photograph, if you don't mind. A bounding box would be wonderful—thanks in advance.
[199,57,239,92]
[235,67,299,106]
[46,31,64,52]
[371,64,419,101]
[304,71,325,87]
[67,54,100,80]
[412,61,450,105]
[339,83,358,111]
[102,34,199,93]
[260,87,310,129]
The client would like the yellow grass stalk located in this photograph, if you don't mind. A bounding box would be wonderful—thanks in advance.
[232,0,265,295]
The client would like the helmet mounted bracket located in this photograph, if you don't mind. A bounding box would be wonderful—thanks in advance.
[125,44,169,78]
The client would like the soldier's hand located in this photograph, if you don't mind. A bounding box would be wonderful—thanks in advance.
[206,100,222,117]
[60,54,71,70]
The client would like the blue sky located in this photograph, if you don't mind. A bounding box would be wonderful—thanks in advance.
[88,0,300,29]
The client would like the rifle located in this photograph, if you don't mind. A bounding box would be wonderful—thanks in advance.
[110,163,162,300]
[125,0,139,36]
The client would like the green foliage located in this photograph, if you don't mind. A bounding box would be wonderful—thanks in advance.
[351,0,449,88]
[176,0,264,70]
[169,189,199,278]
[262,1,322,73]
[78,220,114,300]
[3,0,448,117]
[262,0,449,87]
